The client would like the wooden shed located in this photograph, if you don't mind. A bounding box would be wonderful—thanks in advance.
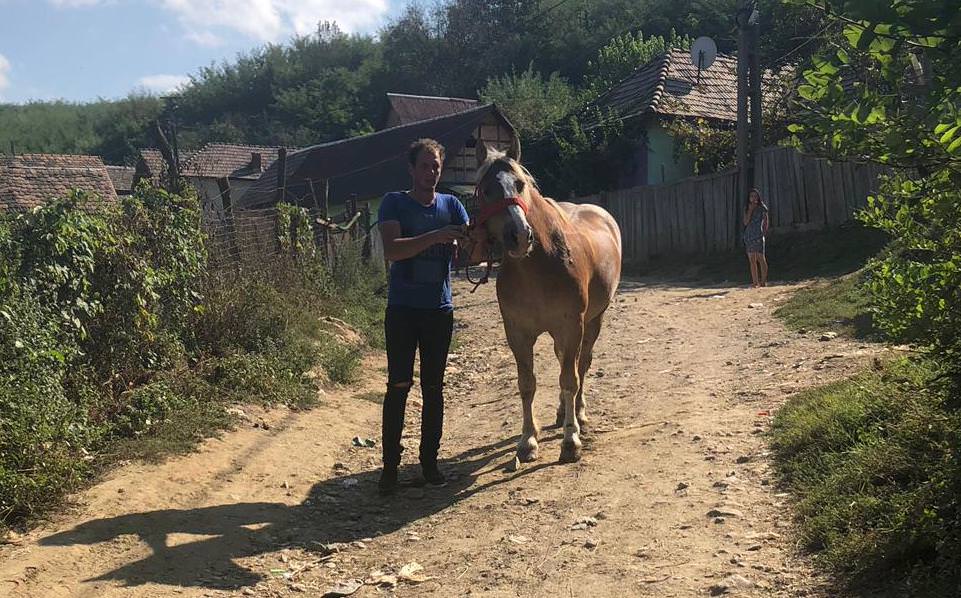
[235,103,517,211]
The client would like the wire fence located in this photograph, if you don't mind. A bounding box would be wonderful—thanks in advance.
[203,201,374,275]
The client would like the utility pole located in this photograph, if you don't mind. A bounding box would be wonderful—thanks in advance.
[749,18,764,189]
[736,0,752,206]
[737,0,761,202]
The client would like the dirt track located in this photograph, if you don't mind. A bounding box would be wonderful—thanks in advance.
[0,276,888,597]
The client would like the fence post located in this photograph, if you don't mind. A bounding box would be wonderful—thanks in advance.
[320,179,331,263]
[346,193,359,242]
[361,202,372,262]
[275,148,287,204]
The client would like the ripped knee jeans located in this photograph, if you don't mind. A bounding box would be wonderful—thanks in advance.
[382,306,454,469]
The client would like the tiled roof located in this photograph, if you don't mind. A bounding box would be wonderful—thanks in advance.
[181,143,295,180]
[0,154,119,211]
[105,165,136,193]
[593,48,740,123]
[384,93,480,128]
[139,148,167,176]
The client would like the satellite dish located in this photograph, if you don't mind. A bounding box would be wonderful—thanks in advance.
[691,36,718,84]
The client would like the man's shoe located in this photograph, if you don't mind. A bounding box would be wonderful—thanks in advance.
[378,467,399,495]
[422,463,447,487]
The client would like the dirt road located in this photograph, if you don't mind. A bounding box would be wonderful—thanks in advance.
[0,277,886,597]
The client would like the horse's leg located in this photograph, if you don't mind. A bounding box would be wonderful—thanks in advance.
[554,315,602,429]
[554,325,584,463]
[574,314,603,430]
[506,325,539,462]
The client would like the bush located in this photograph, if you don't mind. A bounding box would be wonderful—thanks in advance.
[0,187,384,528]
[771,359,961,595]
[860,172,961,381]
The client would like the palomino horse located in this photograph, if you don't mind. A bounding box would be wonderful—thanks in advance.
[467,139,622,463]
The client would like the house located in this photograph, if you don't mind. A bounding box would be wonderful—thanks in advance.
[105,165,136,196]
[0,153,118,212]
[590,48,740,187]
[179,143,296,219]
[133,144,295,220]
[236,102,517,211]
[381,93,480,129]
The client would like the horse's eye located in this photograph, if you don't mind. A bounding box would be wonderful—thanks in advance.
[516,179,526,193]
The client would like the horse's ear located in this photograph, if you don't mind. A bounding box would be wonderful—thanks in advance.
[476,141,490,168]
[507,136,521,162]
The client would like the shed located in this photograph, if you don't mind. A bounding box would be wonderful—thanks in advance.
[236,103,517,211]
[382,93,480,129]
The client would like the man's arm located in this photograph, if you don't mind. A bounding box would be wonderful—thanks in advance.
[380,221,464,262]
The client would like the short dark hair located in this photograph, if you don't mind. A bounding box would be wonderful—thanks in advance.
[408,138,445,166]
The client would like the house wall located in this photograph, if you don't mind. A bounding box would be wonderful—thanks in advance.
[440,114,516,188]
[645,123,696,186]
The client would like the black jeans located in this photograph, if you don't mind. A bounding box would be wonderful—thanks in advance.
[382,306,454,469]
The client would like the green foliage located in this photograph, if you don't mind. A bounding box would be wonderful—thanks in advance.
[774,272,877,339]
[771,358,961,595]
[859,171,961,366]
[525,109,636,197]
[787,0,961,380]
[584,29,692,99]
[479,66,582,139]
[663,117,736,175]
[276,203,316,257]
[0,185,384,527]
[0,95,162,164]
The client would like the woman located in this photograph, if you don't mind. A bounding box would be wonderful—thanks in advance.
[742,188,770,287]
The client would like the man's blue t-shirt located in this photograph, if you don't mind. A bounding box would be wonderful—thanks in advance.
[378,191,469,311]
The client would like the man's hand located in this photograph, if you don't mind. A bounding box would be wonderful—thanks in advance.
[432,225,467,244]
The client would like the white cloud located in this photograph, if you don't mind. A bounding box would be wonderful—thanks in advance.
[0,54,11,96]
[136,73,190,94]
[158,0,390,44]
[185,29,225,48]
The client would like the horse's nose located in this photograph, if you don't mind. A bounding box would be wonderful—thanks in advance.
[504,225,520,251]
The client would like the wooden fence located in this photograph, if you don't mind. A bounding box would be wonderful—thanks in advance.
[577,146,889,263]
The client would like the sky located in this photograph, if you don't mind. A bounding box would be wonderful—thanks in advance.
[0,0,409,104]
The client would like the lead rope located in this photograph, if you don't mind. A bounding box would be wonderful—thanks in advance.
[463,234,493,293]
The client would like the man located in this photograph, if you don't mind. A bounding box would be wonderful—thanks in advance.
[377,138,469,495]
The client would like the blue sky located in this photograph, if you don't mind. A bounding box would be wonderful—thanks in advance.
[0,0,409,104]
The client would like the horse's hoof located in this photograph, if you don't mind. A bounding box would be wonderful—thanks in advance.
[518,447,539,463]
[559,441,582,463]
[577,416,588,432]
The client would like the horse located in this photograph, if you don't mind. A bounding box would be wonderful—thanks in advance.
[466,139,622,463]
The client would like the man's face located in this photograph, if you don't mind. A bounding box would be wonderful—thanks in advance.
[410,149,442,191]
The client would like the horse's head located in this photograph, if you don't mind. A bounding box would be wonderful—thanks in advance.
[473,139,535,259]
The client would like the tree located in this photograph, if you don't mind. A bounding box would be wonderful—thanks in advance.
[786,0,961,373]
[479,66,582,139]
[583,29,693,99]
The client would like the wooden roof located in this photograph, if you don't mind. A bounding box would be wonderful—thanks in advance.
[237,103,516,210]
[0,154,118,211]
[384,93,480,128]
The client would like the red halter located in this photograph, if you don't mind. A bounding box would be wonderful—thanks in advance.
[454,189,531,293]
[472,195,530,228]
